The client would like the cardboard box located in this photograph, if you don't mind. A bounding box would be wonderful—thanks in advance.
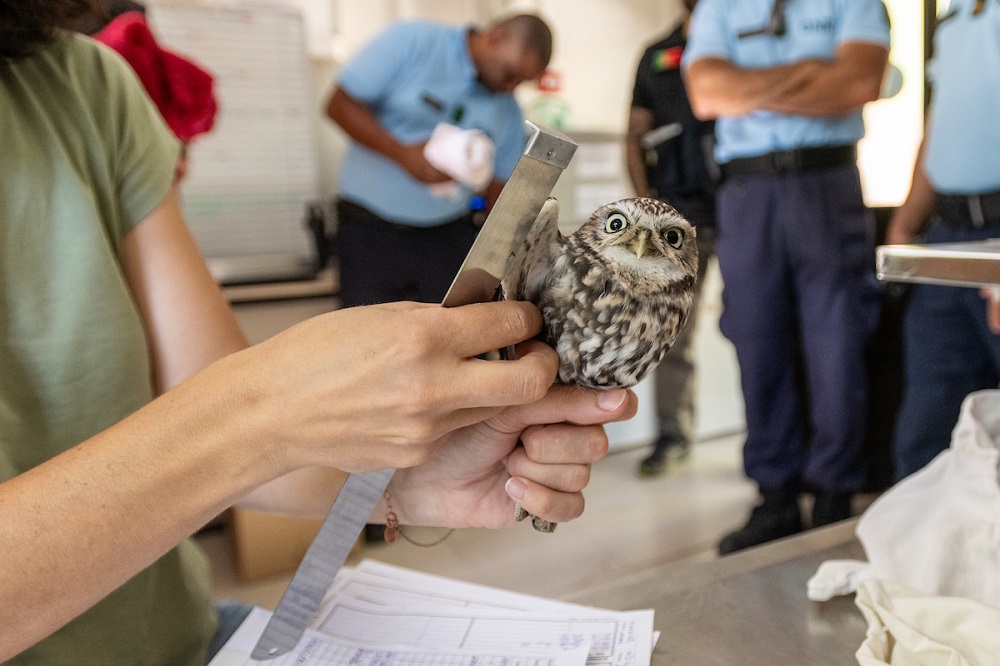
[229,508,337,582]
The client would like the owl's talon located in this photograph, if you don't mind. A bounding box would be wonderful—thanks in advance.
[515,504,557,532]
[531,515,556,533]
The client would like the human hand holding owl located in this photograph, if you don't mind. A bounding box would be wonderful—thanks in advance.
[502,196,699,529]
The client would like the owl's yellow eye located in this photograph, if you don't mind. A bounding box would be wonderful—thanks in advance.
[604,213,629,234]
[665,228,684,248]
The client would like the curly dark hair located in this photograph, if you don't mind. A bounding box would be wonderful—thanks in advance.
[0,0,104,58]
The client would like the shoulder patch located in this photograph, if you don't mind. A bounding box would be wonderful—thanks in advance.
[651,46,684,71]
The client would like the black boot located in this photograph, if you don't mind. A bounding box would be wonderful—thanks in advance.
[718,489,803,555]
[811,492,853,528]
[637,435,691,478]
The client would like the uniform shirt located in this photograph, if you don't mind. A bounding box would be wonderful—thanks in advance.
[0,33,216,664]
[337,21,526,226]
[924,0,1000,194]
[682,0,890,164]
[631,26,717,206]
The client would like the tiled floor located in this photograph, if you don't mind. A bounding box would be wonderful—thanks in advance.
[199,432,758,609]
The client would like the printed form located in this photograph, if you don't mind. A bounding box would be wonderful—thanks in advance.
[210,560,655,666]
[211,608,592,666]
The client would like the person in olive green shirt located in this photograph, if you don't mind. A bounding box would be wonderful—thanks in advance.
[0,2,637,663]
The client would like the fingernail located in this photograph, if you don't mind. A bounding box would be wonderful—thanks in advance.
[597,389,627,411]
[505,477,527,500]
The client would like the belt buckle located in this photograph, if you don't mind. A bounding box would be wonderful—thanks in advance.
[969,195,986,229]
[771,149,800,173]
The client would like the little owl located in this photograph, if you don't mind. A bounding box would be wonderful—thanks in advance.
[505,196,699,389]
[504,196,699,530]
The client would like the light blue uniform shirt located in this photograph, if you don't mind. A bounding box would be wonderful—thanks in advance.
[924,0,1000,194]
[336,21,526,226]
[682,0,890,163]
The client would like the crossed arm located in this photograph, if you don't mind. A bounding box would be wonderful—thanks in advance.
[685,42,888,120]
[0,190,634,659]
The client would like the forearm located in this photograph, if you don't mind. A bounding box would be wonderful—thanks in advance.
[685,57,819,119]
[0,353,280,661]
[0,298,560,657]
[687,43,886,120]
[763,44,887,117]
[625,107,654,198]
[895,163,935,235]
[326,87,448,184]
[238,465,348,518]
[326,87,405,164]
[886,136,935,244]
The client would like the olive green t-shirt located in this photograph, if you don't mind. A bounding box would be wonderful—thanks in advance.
[0,33,217,664]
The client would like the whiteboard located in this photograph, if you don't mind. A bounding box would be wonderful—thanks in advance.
[148,3,321,284]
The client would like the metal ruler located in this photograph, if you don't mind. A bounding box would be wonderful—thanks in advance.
[251,121,577,660]
[876,239,1000,288]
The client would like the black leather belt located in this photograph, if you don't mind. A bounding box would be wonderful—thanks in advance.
[936,191,1000,229]
[720,145,857,179]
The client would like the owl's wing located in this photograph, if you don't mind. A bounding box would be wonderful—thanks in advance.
[502,197,564,302]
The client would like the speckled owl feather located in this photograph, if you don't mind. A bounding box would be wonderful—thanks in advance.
[503,197,698,390]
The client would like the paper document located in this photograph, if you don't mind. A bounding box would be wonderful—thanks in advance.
[211,608,591,666]
[210,560,655,666]
[318,561,652,666]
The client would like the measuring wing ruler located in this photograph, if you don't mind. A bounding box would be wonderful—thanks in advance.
[251,121,577,660]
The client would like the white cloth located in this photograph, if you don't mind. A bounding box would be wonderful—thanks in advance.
[854,579,1000,666]
[422,122,495,196]
[808,559,876,602]
[807,389,1000,607]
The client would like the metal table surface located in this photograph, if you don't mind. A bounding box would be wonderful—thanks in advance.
[567,520,866,666]
[559,241,1000,664]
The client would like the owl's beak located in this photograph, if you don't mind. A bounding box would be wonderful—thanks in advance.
[630,230,649,258]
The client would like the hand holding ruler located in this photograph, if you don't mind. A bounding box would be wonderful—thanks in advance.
[251,121,577,660]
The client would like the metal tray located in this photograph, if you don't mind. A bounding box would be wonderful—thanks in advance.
[876,239,1000,288]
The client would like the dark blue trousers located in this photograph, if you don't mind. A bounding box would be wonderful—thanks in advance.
[716,165,879,494]
[336,199,479,307]
[893,221,1000,480]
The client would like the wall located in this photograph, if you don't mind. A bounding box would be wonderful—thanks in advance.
[512,0,684,131]
[156,0,929,446]
[145,0,688,196]
[149,0,926,207]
